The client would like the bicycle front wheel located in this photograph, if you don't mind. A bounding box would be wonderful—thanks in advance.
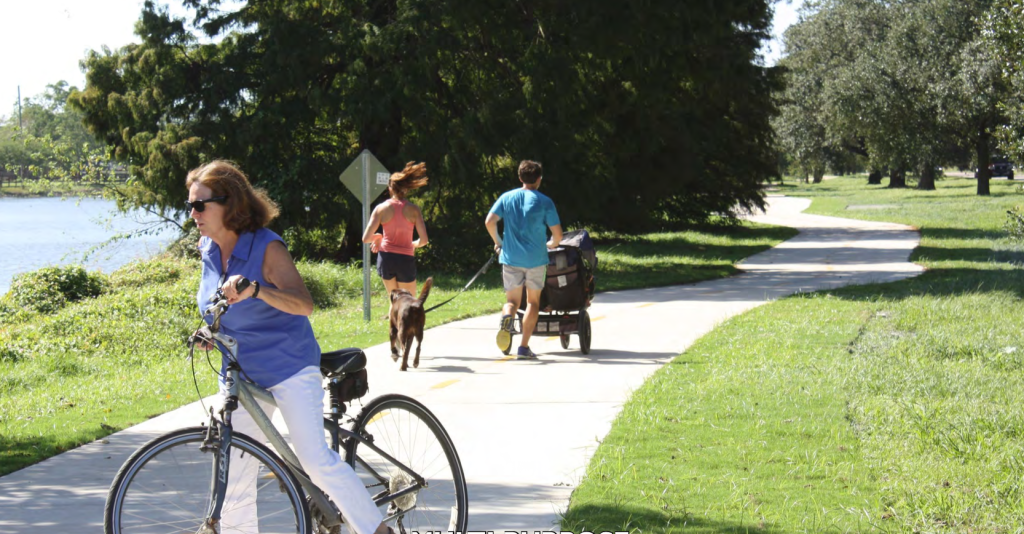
[105,426,310,534]
[345,394,468,533]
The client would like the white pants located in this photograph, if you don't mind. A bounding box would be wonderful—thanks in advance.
[219,366,382,534]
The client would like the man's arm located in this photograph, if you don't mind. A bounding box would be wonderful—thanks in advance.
[485,212,503,253]
[547,224,563,249]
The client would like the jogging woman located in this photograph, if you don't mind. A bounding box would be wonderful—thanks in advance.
[361,162,430,295]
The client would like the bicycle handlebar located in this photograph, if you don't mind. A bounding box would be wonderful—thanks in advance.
[191,277,252,348]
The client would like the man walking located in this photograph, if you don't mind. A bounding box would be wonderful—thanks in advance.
[485,160,563,360]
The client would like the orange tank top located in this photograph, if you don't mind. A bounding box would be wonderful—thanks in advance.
[380,199,415,256]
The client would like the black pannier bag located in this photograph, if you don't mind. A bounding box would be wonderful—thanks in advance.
[542,229,597,311]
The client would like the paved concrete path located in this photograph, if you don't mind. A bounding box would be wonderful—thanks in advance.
[0,196,924,532]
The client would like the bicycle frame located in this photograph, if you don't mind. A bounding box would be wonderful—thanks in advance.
[202,328,427,530]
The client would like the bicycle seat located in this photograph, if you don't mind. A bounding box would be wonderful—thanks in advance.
[320,348,367,376]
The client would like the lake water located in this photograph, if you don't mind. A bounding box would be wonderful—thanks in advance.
[0,197,181,294]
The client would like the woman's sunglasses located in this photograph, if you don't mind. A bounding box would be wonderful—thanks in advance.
[186,196,228,213]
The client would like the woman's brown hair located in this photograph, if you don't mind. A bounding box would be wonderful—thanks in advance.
[389,161,429,199]
[186,160,280,233]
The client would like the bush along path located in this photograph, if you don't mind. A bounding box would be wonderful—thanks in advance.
[0,195,924,532]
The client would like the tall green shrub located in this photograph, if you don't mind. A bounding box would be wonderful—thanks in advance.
[3,265,107,314]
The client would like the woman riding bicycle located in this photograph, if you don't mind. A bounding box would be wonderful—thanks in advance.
[188,160,390,534]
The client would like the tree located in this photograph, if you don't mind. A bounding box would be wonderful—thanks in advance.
[918,0,1007,195]
[0,82,116,184]
[70,0,782,265]
[777,0,1004,194]
[774,0,874,183]
[990,1,1024,170]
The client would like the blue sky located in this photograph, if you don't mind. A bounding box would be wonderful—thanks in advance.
[0,0,804,119]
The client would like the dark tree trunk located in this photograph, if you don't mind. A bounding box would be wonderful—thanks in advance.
[976,128,991,196]
[867,169,883,184]
[917,164,936,191]
[812,167,824,183]
[888,168,907,188]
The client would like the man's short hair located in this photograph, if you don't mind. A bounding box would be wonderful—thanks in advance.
[518,160,543,185]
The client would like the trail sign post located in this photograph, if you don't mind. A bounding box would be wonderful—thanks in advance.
[339,149,390,321]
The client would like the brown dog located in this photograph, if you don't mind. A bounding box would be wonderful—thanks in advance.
[388,277,433,371]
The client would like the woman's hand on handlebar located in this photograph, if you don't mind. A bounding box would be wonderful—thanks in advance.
[221,275,256,305]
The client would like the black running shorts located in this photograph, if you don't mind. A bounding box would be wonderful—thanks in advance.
[376,251,417,283]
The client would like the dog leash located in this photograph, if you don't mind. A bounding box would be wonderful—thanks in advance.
[424,254,498,313]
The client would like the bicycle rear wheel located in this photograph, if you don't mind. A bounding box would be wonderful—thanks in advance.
[105,426,310,534]
[345,394,468,533]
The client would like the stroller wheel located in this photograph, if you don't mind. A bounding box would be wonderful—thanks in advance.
[578,311,592,355]
[559,334,571,350]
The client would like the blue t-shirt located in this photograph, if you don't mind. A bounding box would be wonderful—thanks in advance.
[197,228,320,388]
[489,188,561,268]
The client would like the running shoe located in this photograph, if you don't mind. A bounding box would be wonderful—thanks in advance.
[496,314,514,352]
[516,346,539,360]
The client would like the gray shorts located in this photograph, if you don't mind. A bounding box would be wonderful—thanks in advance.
[502,264,546,291]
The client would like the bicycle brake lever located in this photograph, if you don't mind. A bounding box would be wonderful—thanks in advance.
[208,288,227,305]
[188,326,215,349]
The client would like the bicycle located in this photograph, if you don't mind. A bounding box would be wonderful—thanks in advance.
[103,280,469,534]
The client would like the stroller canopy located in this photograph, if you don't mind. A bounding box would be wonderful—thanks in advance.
[558,229,597,272]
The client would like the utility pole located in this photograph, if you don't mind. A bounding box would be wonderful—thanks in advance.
[16,86,24,181]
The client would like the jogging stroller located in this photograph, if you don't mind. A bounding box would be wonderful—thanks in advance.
[500,229,598,355]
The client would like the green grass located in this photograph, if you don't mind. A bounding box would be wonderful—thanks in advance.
[595,225,795,291]
[0,221,794,476]
[564,175,1024,533]
[0,180,108,197]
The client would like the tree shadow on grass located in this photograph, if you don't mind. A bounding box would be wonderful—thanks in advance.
[825,266,1024,303]
[562,503,787,534]
[919,227,1010,241]
[912,245,1024,265]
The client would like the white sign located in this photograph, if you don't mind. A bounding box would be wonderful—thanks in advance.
[376,172,390,185]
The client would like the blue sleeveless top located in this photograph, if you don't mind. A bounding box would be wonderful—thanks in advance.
[197,228,320,388]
